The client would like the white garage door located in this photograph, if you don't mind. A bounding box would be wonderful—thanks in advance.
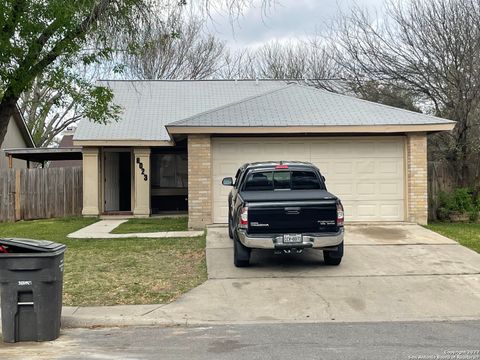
[212,137,405,223]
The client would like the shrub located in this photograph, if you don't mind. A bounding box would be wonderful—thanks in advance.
[437,188,479,221]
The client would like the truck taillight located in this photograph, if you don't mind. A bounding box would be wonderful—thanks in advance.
[337,202,344,227]
[239,207,248,228]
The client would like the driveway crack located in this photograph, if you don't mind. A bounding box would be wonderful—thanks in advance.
[307,286,334,320]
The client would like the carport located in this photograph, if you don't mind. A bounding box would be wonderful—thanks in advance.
[4,147,83,168]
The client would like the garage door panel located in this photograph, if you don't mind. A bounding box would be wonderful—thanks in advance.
[379,203,403,218]
[378,160,403,175]
[212,137,405,223]
[374,141,404,156]
[379,182,403,196]
[327,182,355,199]
[355,161,376,175]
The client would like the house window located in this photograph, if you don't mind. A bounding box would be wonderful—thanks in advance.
[151,154,187,189]
[150,153,188,213]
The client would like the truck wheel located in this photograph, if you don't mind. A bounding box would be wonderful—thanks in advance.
[234,233,251,267]
[323,241,343,266]
[228,214,234,239]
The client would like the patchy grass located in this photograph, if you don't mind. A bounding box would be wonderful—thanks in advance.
[0,217,206,306]
[111,216,188,234]
[425,222,480,254]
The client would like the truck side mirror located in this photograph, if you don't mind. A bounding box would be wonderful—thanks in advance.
[321,175,326,182]
[222,177,234,186]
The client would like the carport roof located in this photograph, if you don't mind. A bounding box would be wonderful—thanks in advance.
[167,83,455,130]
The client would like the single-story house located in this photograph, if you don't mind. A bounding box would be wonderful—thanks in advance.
[1,106,35,169]
[73,80,455,229]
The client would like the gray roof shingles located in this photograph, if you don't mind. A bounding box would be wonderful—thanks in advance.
[74,80,454,142]
[169,83,454,127]
[74,80,288,141]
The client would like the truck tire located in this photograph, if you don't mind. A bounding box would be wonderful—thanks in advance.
[234,233,251,267]
[323,241,343,266]
[228,214,234,239]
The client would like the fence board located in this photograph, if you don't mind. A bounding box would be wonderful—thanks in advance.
[0,169,15,222]
[428,161,455,221]
[0,167,83,222]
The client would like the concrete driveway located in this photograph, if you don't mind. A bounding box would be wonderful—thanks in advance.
[150,224,480,324]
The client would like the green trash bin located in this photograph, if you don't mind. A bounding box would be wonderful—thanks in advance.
[0,238,66,343]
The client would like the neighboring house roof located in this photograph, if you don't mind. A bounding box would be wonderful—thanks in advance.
[74,80,288,142]
[169,84,454,127]
[12,106,35,148]
[49,134,82,167]
[74,80,455,144]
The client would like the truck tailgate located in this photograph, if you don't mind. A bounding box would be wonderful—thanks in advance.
[246,198,338,234]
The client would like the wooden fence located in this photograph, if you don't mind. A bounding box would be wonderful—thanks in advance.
[428,161,455,221]
[0,167,83,222]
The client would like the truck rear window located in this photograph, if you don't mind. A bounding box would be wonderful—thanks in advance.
[244,171,323,191]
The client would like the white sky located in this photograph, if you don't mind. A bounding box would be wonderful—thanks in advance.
[203,0,386,49]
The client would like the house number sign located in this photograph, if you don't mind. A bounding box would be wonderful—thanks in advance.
[136,157,148,181]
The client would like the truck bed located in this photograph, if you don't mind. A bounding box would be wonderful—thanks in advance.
[240,190,339,234]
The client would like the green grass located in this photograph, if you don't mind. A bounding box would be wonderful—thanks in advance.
[425,222,480,253]
[0,217,206,306]
[110,216,188,234]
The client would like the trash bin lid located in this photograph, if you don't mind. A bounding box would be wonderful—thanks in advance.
[0,238,66,253]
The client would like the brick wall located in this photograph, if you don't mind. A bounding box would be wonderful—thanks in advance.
[188,135,212,229]
[407,133,428,225]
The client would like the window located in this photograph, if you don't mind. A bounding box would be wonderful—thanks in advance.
[244,171,274,191]
[150,154,187,189]
[244,170,322,191]
[273,171,290,189]
[291,171,321,190]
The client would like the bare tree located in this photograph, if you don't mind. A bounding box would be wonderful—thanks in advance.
[332,0,480,190]
[18,63,110,147]
[123,13,227,80]
[217,38,342,91]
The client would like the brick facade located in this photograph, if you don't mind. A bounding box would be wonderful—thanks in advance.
[407,133,428,225]
[187,135,212,229]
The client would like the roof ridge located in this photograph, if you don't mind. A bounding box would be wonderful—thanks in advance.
[296,83,455,123]
[167,82,295,126]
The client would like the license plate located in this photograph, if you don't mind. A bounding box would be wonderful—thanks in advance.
[283,234,302,243]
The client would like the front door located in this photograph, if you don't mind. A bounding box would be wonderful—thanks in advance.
[104,151,132,212]
[104,152,120,212]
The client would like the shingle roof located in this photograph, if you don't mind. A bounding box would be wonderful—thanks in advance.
[169,83,455,127]
[74,80,289,141]
[74,80,454,142]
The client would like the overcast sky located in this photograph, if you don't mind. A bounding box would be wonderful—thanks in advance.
[204,0,386,49]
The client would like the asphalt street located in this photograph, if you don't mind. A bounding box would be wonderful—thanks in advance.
[1,321,479,360]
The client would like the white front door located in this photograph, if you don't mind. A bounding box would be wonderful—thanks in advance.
[104,152,120,212]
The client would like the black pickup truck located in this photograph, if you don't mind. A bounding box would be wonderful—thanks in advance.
[222,161,344,267]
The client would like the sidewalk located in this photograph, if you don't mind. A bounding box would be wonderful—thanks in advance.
[67,219,204,239]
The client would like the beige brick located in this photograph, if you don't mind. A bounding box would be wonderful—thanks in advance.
[187,135,212,229]
[407,133,428,225]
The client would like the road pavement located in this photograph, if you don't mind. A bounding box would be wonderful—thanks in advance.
[1,321,479,360]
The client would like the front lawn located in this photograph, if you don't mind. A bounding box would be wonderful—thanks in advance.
[425,223,480,254]
[111,216,188,234]
[0,217,206,306]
